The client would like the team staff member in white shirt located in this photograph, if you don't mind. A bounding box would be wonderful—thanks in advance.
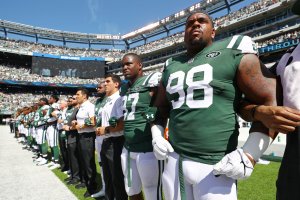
[97,74,128,200]
[73,88,97,198]
[56,100,69,172]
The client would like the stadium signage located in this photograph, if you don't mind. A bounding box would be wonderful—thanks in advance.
[61,55,80,60]
[259,38,300,54]
[32,52,105,61]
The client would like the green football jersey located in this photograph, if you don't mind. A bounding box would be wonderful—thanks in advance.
[123,72,161,152]
[23,114,30,128]
[161,35,257,164]
[16,114,22,126]
[26,112,35,128]
[65,106,75,124]
[95,97,107,127]
[33,106,46,127]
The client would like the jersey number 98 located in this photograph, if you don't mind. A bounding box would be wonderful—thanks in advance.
[166,64,213,109]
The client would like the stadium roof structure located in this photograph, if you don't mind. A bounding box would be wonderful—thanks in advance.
[122,0,246,47]
[0,19,123,46]
[0,0,246,49]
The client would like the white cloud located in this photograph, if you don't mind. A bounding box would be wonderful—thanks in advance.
[87,0,99,21]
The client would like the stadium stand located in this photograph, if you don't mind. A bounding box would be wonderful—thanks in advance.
[0,64,102,84]
[0,37,124,60]
[1,0,299,116]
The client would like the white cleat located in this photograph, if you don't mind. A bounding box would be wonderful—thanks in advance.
[33,157,43,163]
[49,163,60,170]
[36,158,48,166]
[91,189,105,198]
[46,161,55,167]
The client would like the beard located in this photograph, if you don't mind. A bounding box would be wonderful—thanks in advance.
[97,92,106,98]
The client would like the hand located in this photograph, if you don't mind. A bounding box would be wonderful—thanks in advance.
[96,127,105,136]
[63,125,69,131]
[75,124,81,130]
[71,120,77,126]
[213,148,254,180]
[51,111,57,118]
[255,105,300,133]
[151,125,174,160]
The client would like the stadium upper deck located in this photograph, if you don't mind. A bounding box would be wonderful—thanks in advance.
[0,0,242,49]
[0,0,299,78]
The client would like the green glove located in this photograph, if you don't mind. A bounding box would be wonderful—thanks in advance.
[96,118,102,127]
[84,118,93,126]
[109,117,118,128]
[141,107,157,123]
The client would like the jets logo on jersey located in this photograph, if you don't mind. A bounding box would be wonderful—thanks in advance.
[205,51,221,58]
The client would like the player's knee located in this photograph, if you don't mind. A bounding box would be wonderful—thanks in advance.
[126,185,142,196]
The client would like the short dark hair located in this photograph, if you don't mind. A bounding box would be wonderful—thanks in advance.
[105,74,121,88]
[122,53,142,64]
[39,97,49,104]
[186,11,214,27]
[77,88,89,99]
[50,95,59,102]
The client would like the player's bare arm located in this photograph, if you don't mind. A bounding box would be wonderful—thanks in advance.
[238,55,300,135]
[237,54,278,137]
[240,100,300,134]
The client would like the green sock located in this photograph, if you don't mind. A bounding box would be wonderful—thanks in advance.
[53,146,59,161]
[27,136,32,147]
[41,143,48,156]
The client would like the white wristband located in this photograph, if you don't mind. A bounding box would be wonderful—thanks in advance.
[242,132,273,161]
[151,124,164,138]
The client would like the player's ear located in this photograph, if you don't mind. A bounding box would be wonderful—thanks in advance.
[139,62,142,70]
[211,28,216,40]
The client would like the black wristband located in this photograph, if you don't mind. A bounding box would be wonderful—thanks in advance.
[105,126,110,134]
[251,105,261,120]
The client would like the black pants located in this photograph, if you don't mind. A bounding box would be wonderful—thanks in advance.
[10,123,14,133]
[276,127,300,200]
[101,136,127,200]
[58,130,69,171]
[78,132,97,193]
[67,134,81,181]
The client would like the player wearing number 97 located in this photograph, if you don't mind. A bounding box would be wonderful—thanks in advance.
[121,53,163,200]
[153,11,278,200]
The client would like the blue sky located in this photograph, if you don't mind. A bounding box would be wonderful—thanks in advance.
[0,0,253,35]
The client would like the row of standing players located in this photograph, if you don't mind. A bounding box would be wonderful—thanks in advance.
[11,3,300,199]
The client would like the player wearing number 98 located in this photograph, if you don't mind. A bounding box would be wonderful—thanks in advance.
[121,53,163,200]
[153,11,278,200]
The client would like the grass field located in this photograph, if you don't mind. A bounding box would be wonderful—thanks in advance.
[53,160,281,200]
[238,161,281,200]
[53,161,104,200]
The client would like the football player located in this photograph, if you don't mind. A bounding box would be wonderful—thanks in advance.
[33,98,49,165]
[152,11,278,200]
[44,95,60,168]
[91,81,106,198]
[121,53,163,200]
